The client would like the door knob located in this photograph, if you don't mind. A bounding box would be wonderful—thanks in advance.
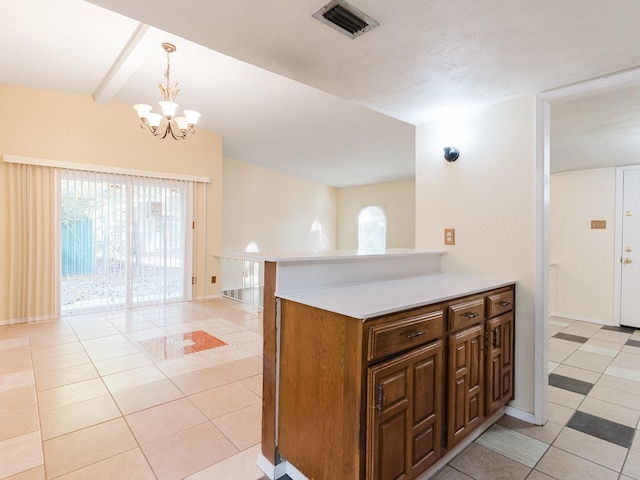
[624,258,633,264]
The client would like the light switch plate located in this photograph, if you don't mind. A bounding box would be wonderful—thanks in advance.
[444,228,455,245]
[591,220,606,229]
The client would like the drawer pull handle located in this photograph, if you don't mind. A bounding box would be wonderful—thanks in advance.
[498,301,511,307]
[463,312,479,319]
[406,331,425,340]
[376,383,385,415]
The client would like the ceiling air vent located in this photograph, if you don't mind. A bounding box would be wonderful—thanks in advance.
[312,0,379,39]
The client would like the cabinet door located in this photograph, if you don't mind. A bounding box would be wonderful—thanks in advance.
[486,312,514,415]
[367,341,443,480]
[447,323,484,449]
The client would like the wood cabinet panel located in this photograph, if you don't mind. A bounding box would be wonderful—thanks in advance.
[448,297,485,332]
[487,289,515,319]
[377,412,408,480]
[279,300,365,480]
[368,309,443,361]
[447,323,485,449]
[367,341,443,480]
[486,312,514,415]
[410,348,442,474]
[261,261,277,463]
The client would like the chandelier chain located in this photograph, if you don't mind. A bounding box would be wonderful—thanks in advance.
[164,47,170,98]
[159,43,179,102]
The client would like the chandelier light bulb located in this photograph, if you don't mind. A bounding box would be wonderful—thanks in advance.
[147,113,163,129]
[175,117,188,131]
[133,104,152,119]
[183,110,201,126]
[159,101,178,118]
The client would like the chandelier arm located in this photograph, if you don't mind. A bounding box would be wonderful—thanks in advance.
[168,122,187,140]
[139,121,155,134]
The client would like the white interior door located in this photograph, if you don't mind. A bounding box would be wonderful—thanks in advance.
[620,169,640,327]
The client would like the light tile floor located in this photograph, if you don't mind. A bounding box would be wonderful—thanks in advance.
[0,298,268,480]
[2,302,640,480]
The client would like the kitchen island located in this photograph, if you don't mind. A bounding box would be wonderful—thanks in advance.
[249,249,515,480]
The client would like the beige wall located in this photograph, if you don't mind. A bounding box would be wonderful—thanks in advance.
[0,84,223,321]
[549,168,616,323]
[415,96,537,414]
[222,157,337,255]
[336,180,415,250]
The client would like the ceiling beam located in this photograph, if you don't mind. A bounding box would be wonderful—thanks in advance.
[93,23,153,104]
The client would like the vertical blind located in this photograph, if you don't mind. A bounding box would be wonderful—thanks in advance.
[6,163,59,323]
[61,169,189,314]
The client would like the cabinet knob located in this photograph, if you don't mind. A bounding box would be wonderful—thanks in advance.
[624,258,633,264]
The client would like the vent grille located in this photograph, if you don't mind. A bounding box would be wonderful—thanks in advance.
[324,5,367,34]
[312,0,379,39]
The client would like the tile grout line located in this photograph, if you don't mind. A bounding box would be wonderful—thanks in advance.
[86,326,161,480]
[40,314,152,480]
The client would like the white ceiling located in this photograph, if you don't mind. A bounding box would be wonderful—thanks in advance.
[2,0,640,186]
[551,84,640,173]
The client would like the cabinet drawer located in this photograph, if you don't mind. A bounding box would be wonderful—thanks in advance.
[487,289,514,318]
[449,298,485,332]
[368,310,443,361]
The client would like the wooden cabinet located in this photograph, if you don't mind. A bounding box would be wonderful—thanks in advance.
[278,300,366,480]
[277,284,515,480]
[486,312,514,414]
[446,323,485,448]
[485,287,514,415]
[446,286,515,448]
[367,340,443,480]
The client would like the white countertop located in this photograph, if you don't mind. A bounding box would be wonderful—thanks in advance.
[237,248,445,263]
[276,272,515,319]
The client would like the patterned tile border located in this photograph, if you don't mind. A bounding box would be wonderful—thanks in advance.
[549,373,594,396]
[602,325,636,334]
[566,411,635,448]
[553,333,590,344]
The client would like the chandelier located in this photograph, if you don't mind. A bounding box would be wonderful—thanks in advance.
[133,43,201,140]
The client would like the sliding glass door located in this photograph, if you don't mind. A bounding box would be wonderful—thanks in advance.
[60,170,189,314]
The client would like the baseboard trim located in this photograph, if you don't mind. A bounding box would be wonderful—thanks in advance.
[505,405,537,425]
[549,312,614,326]
[256,453,286,480]
[0,314,58,326]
